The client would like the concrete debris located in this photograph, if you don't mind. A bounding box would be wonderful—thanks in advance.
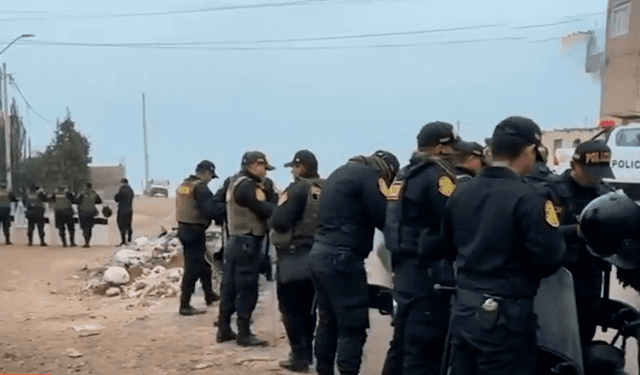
[105,287,121,297]
[192,362,214,370]
[71,324,104,331]
[81,229,223,301]
[103,266,130,285]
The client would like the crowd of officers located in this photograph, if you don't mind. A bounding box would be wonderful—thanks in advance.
[175,115,621,375]
[0,179,135,248]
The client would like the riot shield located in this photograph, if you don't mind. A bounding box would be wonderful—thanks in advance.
[534,267,584,375]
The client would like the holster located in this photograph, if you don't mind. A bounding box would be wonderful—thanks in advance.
[276,242,312,283]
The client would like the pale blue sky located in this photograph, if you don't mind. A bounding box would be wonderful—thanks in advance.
[3,0,606,193]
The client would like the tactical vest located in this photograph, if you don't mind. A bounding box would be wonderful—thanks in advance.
[271,177,324,246]
[384,156,455,256]
[79,190,98,214]
[52,193,72,211]
[175,178,209,226]
[27,191,45,209]
[226,176,266,236]
[0,190,11,208]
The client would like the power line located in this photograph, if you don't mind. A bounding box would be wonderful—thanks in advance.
[8,76,55,123]
[23,23,505,48]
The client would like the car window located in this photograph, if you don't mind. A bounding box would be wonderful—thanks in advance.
[615,128,640,147]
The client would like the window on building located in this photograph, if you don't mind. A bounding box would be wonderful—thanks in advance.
[610,2,631,38]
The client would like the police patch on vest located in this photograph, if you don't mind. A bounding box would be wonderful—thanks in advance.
[437,175,456,197]
[178,186,190,195]
[278,192,288,206]
[378,178,403,200]
[256,187,266,201]
[544,200,559,228]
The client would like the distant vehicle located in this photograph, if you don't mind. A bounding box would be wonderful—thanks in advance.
[553,116,640,200]
[144,179,170,197]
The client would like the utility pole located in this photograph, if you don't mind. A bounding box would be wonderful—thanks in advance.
[142,93,149,190]
[3,63,10,190]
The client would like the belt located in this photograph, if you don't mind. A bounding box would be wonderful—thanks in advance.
[178,222,207,230]
[456,287,532,307]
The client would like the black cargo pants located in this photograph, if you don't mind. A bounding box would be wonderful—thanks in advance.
[178,223,214,306]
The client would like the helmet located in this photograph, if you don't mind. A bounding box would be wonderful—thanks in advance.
[579,192,640,269]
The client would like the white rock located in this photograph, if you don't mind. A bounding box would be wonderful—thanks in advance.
[103,266,130,285]
[113,250,142,267]
[105,287,121,297]
[151,265,166,274]
[168,238,181,247]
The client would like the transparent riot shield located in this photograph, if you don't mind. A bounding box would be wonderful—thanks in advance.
[534,267,584,375]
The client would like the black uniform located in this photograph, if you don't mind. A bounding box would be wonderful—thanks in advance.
[175,174,219,313]
[0,187,17,244]
[217,170,277,345]
[526,162,554,184]
[546,169,615,347]
[114,182,135,245]
[49,189,76,247]
[270,173,323,369]
[439,166,567,375]
[453,165,476,185]
[382,153,456,375]
[310,160,388,375]
[24,187,48,246]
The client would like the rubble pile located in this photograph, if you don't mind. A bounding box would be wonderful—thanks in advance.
[82,228,223,300]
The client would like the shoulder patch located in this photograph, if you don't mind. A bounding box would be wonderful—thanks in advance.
[178,186,190,195]
[437,175,456,197]
[544,200,560,228]
[278,192,288,206]
[378,178,403,201]
[255,187,266,201]
[310,185,322,200]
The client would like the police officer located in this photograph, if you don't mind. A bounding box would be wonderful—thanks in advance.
[452,138,485,184]
[24,184,48,246]
[382,122,457,375]
[75,182,102,248]
[526,143,554,183]
[437,116,567,375]
[309,150,399,375]
[175,160,220,316]
[0,181,17,245]
[216,151,277,347]
[114,178,135,246]
[545,140,617,352]
[269,150,323,372]
[50,185,76,247]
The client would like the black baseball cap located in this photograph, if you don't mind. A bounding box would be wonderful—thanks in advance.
[241,151,275,171]
[492,116,542,156]
[196,159,218,178]
[454,138,484,157]
[284,150,318,171]
[417,121,455,148]
[373,150,400,177]
[572,140,614,179]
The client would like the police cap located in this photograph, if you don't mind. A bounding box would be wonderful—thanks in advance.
[580,192,640,269]
[121,178,129,184]
[373,150,400,177]
[241,151,275,171]
[417,121,455,148]
[196,159,218,178]
[491,116,542,156]
[453,138,484,157]
[572,140,614,179]
[284,149,318,172]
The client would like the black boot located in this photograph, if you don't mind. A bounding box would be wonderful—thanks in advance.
[216,311,236,343]
[119,234,126,246]
[205,291,220,306]
[179,294,205,316]
[69,233,76,247]
[279,346,309,373]
[61,236,67,247]
[82,234,90,248]
[236,317,268,347]
[40,236,47,246]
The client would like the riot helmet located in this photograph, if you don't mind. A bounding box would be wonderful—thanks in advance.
[579,192,640,269]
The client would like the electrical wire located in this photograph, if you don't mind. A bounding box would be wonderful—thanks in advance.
[8,76,55,123]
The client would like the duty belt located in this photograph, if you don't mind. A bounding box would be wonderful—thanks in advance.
[456,287,533,308]
[276,241,312,253]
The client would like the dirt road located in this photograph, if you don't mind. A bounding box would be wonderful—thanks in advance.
[0,197,391,375]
